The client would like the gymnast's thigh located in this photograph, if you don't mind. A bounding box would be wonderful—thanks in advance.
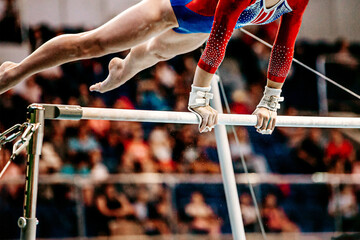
[148,29,209,55]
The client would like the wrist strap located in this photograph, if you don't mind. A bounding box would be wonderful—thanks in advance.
[188,85,213,108]
[257,86,284,112]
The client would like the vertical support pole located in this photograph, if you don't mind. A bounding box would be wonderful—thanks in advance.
[74,178,86,238]
[316,56,328,115]
[19,104,45,240]
[211,76,246,240]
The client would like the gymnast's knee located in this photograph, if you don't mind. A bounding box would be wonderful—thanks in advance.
[146,40,173,61]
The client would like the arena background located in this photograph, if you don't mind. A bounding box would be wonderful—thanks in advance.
[0,0,360,239]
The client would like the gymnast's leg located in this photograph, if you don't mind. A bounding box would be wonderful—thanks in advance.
[0,0,178,95]
[90,30,209,93]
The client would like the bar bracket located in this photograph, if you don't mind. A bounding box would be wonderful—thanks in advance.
[29,104,83,120]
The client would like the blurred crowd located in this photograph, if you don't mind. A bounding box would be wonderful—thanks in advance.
[1,7,360,239]
[0,0,22,43]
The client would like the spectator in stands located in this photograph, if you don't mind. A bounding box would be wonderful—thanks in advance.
[137,77,171,111]
[148,187,172,234]
[230,89,252,115]
[292,128,326,173]
[113,95,136,110]
[15,76,42,103]
[101,130,125,173]
[122,122,156,172]
[133,186,150,222]
[190,152,220,173]
[48,121,67,160]
[60,152,91,175]
[278,107,307,148]
[68,123,101,154]
[230,127,269,173]
[148,126,175,172]
[262,193,300,232]
[87,97,110,139]
[239,193,257,232]
[184,191,222,235]
[133,186,171,235]
[153,61,177,93]
[328,185,360,231]
[172,125,198,172]
[40,141,62,174]
[95,184,137,235]
[325,130,354,173]
[191,133,220,173]
[89,149,109,180]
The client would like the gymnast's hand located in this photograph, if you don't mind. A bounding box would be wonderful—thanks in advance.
[253,107,277,135]
[253,86,284,135]
[189,105,218,133]
[188,85,218,133]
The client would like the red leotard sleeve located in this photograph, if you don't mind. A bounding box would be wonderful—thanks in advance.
[198,0,254,74]
[267,0,309,83]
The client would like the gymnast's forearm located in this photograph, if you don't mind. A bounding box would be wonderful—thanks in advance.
[192,66,214,87]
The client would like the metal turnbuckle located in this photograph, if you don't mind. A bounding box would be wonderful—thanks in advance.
[0,124,25,150]
[0,123,40,178]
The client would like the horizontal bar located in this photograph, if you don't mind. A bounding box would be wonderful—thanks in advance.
[39,104,360,128]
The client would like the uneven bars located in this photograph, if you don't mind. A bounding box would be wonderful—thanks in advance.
[39,104,360,128]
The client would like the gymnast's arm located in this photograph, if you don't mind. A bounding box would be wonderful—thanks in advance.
[254,0,309,134]
[188,0,253,133]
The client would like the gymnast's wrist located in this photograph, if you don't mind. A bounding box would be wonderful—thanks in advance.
[266,78,284,89]
[188,85,213,108]
[256,86,284,112]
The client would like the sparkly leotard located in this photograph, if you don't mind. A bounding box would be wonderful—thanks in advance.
[170,0,309,83]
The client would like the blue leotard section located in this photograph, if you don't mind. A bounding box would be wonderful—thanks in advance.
[170,0,292,34]
[170,0,215,34]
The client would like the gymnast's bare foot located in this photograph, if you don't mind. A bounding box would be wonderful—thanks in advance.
[89,57,125,93]
[0,61,19,95]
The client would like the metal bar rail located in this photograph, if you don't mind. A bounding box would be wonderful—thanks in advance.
[42,104,360,128]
